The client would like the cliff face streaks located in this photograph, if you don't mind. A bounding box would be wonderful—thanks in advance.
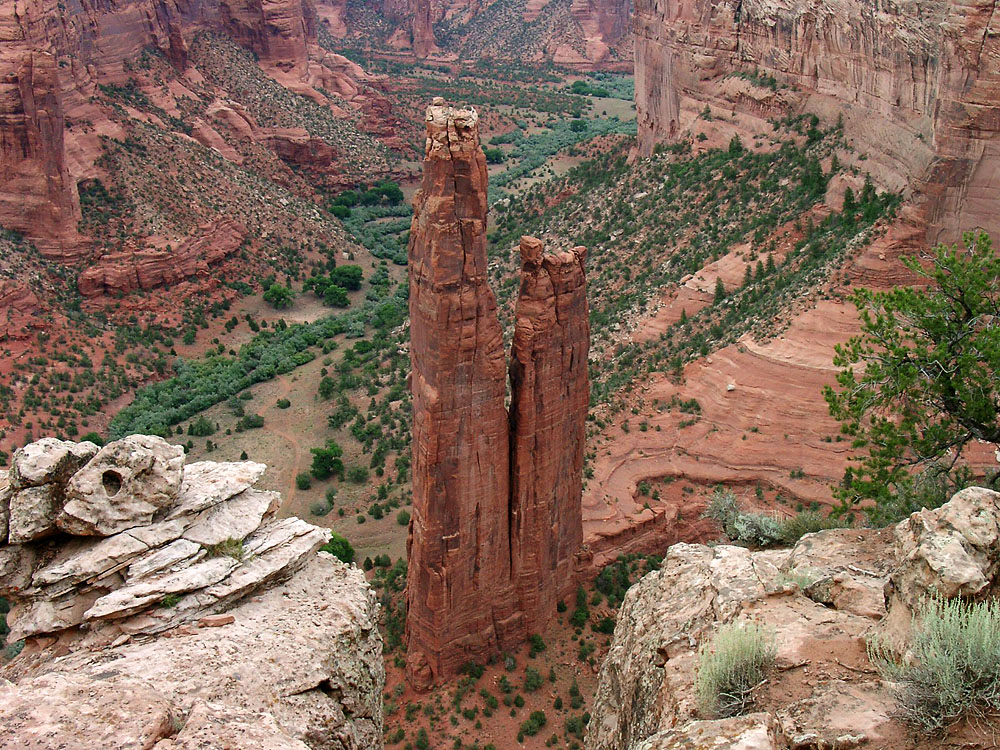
[633,0,1000,242]
[509,237,589,635]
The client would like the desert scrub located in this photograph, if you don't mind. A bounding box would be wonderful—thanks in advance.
[706,488,845,547]
[204,538,246,561]
[869,597,1000,733]
[695,622,776,718]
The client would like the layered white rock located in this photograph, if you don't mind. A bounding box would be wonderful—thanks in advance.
[0,436,332,641]
[0,554,383,750]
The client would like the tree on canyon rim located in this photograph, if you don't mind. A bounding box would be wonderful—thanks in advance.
[825,231,1000,524]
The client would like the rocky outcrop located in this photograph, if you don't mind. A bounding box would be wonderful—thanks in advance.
[406,101,591,688]
[77,220,247,297]
[0,51,82,259]
[0,435,331,641]
[0,551,383,750]
[406,100,521,688]
[633,0,1000,243]
[586,488,1000,750]
[509,237,589,634]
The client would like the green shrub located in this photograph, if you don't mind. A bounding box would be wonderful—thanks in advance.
[295,472,312,490]
[519,710,547,736]
[695,623,776,718]
[321,533,354,563]
[276,398,291,409]
[397,509,411,526]
[869,597,1000,732]
[706,488,844,547]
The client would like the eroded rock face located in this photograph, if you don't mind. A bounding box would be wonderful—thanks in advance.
[0,436,331,642]
[406,103,591,688]
[0,552,383,750]
[406,100,520,687]
[587,489,1000,750]
[509,237,589,633]
[58,435,185,536]
[0,51,81,259]
[633,0,1000,242]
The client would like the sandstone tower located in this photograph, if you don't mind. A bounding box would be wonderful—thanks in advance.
[406,99,589,689]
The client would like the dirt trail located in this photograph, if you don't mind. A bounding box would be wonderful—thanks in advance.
[262,374,304,507]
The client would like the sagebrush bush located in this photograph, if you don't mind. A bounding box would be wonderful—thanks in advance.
[695,622,776,718]
[869,597,1000,732]
[706,489,845,547]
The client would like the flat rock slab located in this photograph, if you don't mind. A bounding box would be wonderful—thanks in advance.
[169,461,267,519]
[182,488,279,546]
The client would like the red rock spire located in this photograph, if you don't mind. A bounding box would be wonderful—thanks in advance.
[509,237,589,634]
[405,99,521,690]
[406,101,590,689]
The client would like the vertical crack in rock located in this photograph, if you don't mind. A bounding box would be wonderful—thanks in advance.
[406,101,590,689]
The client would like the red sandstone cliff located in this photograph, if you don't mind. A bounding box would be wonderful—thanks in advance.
[406,102,590,688]
[633,0,1000,243]
[509,237,589,635]
[0,51,82,259]
[406,100,521,689]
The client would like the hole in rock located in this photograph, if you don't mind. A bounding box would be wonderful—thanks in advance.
[102,470,123,497]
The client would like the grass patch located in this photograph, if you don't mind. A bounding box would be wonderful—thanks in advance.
[696,622,776,718]
[705,488,845,547]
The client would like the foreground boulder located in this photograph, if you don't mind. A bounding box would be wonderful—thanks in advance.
[587,488,1000,750]
[1,553,383,749]
[0,436,328,640]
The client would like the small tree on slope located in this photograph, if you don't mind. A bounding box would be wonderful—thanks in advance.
[824,231,1000,521]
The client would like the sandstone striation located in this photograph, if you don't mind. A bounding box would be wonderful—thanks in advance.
[0,51,82,258]
[0,435,331,642]
[406,102,591,688]
[586,488,1000,750]
[509,237,589,634]
[633,0,1000,243]
[76,220,247,297]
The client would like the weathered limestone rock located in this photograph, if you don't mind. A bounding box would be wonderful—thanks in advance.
[169,459,268,518]
[879,486,1000,651]
[634,714,777,750]
[58,435,185,536]
[7,485,61,544]
[0,553,383,750]
[10,438,98,488]
[1,437,333,643]
[587,490,1000,750]
[509,236,589,633]
[632,0,1000,243]
[406,100,520,688]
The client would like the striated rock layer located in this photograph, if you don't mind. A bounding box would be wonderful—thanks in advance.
[1,553,383,750]
[509,237,589,635]
[633,0,1000,243]
[0,435,330,641]
[406,101,590,688]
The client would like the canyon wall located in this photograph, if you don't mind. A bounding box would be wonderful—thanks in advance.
[406,101,590,688]
[633,0,1000,242]
[0,0,327,258]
